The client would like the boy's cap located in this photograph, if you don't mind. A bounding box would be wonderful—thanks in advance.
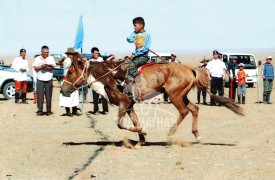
[239,63,244,67]
[198,63,204,67]
[213,50,219,55]
[171,54,176,57]
[20,48,26,53]
[266,56,272,60]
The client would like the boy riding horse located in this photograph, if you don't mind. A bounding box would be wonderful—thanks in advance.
[125,17,151,92]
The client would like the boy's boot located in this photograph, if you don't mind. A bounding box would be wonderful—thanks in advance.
[21,92,28,104]
[15,92,20,104]
[242,96,245,104]
[237,96,241,104]
[263,94,267,104]
[266,94,272,104]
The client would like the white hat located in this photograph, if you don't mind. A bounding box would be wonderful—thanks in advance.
[198,63,204,67]
[238,63,244,67]
[266,56,272,59]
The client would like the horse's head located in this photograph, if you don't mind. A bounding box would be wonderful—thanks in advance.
[60,53,88,97]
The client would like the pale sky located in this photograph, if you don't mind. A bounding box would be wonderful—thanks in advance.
[0,0,274,55]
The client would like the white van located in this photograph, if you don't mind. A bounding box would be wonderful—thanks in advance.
[148,52,171,63]
[221,52,258,87]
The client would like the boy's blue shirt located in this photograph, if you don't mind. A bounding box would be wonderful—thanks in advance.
[127,31,151,56]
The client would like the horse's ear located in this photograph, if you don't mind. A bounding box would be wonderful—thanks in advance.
[76,52,86,64]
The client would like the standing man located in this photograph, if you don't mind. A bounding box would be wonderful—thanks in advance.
[196,60,209,105]
[33,46,56,116]
[206,50,226,106]
[59,48,81,116]
[262,56,274,104]
[11,48,29,104]
[169,54,181,63]
[89,47,109,115]
[227,58,238,101]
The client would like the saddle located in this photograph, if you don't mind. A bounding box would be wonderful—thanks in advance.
[118,61,156,102]
[137,61,155,75]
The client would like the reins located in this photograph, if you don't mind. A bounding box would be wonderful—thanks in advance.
[63,60,129,90]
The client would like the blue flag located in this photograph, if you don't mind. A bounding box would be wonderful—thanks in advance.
[74,15,84,50]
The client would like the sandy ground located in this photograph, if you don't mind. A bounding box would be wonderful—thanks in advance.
[0,59,275,179]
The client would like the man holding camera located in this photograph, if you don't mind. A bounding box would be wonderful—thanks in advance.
[33,46,56,116]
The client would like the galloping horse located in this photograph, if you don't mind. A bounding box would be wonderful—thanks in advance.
[60,53,244,147]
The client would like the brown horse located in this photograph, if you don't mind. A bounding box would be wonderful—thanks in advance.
[61,53,244,147]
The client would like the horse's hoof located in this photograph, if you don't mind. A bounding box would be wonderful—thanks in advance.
[196,135,203,144]
[167,135,174,146]
[135,141,145,149]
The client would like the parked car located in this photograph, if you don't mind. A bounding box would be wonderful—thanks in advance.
[0,65,33,99]
[148,52,171,63]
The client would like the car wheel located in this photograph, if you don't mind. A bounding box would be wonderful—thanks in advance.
[3,82,15,99]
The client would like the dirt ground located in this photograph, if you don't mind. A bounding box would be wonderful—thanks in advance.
[0,60,274,179]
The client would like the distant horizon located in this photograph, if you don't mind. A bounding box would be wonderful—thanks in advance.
[1,48,275,63]
[1,48,275,56]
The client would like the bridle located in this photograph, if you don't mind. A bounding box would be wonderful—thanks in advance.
[62,60,129,91]
[63,60,90,90]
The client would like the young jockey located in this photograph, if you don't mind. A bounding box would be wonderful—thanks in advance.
[126,17,152,82]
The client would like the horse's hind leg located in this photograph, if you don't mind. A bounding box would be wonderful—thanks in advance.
[183,97,202,143]
[167,96,190,137]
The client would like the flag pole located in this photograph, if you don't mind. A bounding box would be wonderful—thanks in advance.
[74,15,84,112]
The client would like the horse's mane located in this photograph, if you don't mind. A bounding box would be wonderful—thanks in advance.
[87,61,120,90]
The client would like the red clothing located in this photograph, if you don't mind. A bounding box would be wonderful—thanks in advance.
[15,80,27,92]
[237,70,246,84]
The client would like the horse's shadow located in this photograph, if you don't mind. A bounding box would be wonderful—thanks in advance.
[63,140,236,147]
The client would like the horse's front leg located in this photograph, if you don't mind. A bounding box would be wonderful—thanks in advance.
[117,102,142,133]
[127,107,146,147]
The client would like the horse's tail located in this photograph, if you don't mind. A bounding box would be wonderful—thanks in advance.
[193,69,244,116]
[193,69,209,91]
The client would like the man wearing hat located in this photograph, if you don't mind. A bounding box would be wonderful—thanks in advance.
[33,45,56,116]
[262,56,274,104]
[59,48,81,116]
[11,48,29,104]
[206,50,226,106]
